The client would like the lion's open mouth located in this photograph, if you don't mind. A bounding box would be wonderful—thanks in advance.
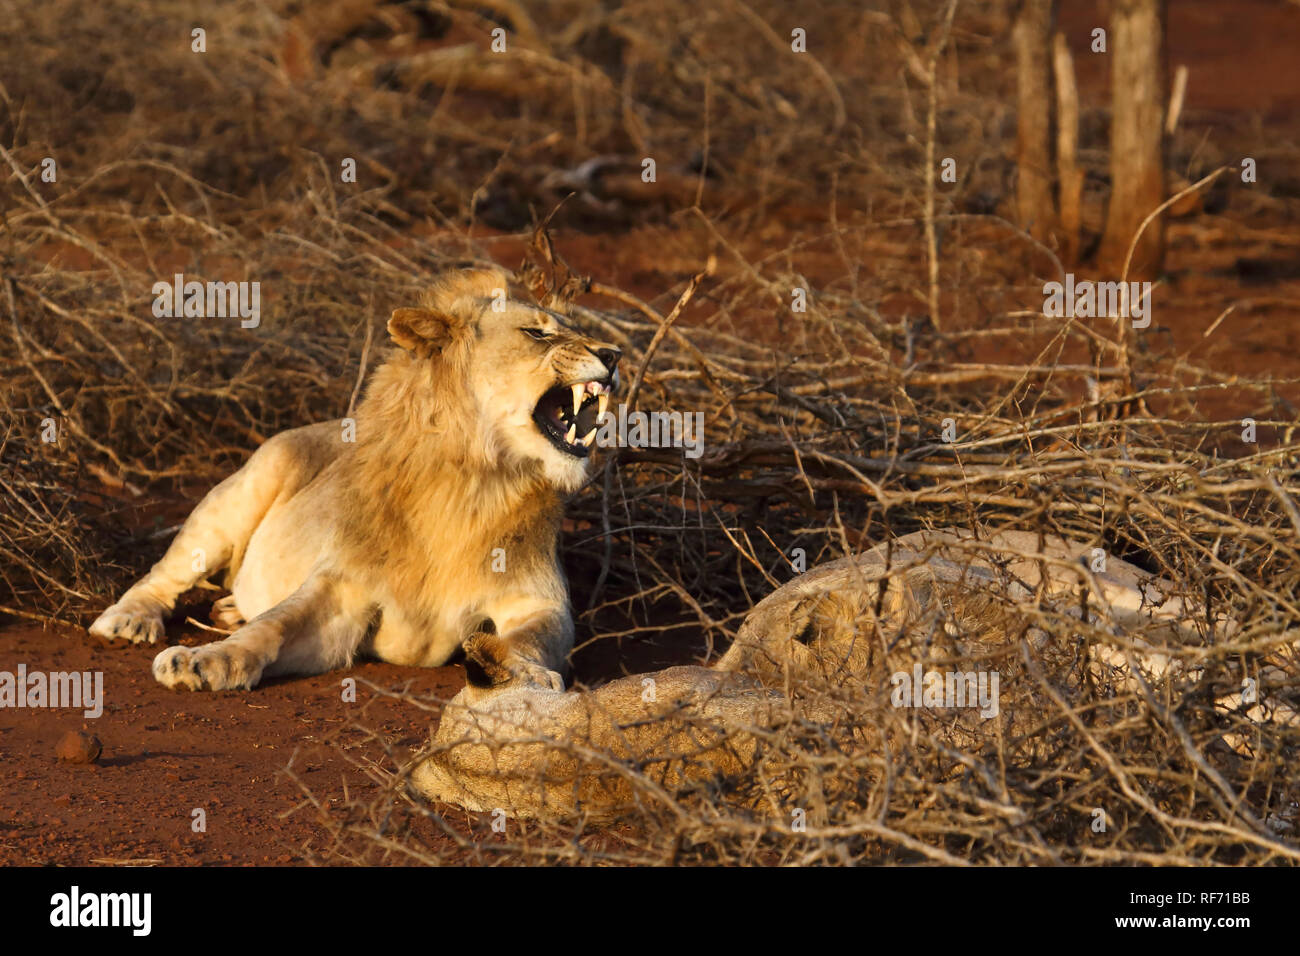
[532,379,612,458]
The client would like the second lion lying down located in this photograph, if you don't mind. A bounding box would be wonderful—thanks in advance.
[89,267,621,692]
[416,528,1300,821]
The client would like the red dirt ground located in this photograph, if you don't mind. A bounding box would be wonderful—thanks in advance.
[0,616,466,865]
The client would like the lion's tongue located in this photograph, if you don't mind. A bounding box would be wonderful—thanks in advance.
[573,400,600,436]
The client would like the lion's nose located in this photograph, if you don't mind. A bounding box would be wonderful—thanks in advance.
[592,346,621,373]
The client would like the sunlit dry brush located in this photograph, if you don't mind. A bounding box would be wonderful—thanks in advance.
[388,529,1298,857]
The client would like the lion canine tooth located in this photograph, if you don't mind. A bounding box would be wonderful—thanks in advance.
[566,424,577,444]
[571,383,584,415]
[598,393,609,417]
[582,428,597,446]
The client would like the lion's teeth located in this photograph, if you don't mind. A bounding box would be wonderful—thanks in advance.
[571,384,584,415]
[582,428,597,446]
[566,424,577,444]
[598,393,609,418]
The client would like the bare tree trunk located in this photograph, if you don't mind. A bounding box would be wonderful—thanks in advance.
[1013,0,1057,242]
[923,0,959,331]
[1099,0,1167,278]
[1052,31,1082,266]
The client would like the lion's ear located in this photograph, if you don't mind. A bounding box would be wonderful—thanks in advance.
[388,267,509,354]
[387,307,457,354]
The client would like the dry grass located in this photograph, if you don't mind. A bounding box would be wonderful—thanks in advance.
[3,0,1300,864]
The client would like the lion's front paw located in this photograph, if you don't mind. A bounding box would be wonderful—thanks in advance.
[463,632,566,692]
[89,599,166,645]
[152,642,263,691]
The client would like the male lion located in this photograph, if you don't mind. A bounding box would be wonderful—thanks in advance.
[89,267,621,692]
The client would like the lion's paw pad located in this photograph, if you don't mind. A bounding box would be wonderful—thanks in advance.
[89,602,166,645]
[152,643,260,691]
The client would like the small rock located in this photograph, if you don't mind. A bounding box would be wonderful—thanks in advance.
[55,731,102,764]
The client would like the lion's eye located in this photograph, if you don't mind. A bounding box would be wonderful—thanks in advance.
[521,328,551,341]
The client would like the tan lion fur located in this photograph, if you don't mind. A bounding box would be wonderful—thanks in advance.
[89,267,622,692]
[416,528,1299,820]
